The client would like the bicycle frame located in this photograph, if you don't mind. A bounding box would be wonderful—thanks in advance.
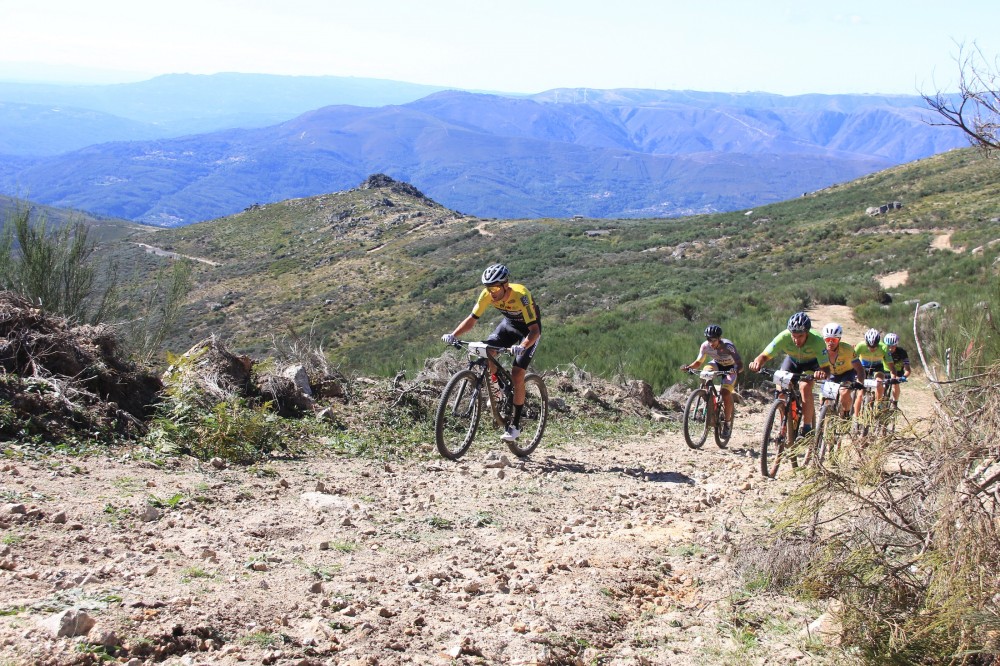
[435,340,549,460]
[758,368,811,477]
[465,341,515,427]
[682,368,732,448]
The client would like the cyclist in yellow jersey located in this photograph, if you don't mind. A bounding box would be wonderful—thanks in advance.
[855,328,897,411]
[442,263,541,443]
[820,322,866,417]
[748,312,831,435]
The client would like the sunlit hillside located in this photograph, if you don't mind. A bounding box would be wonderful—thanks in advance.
[109,149,1000,390]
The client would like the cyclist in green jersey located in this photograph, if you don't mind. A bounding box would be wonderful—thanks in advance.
[854,328,897,411]
[748,312,831,435]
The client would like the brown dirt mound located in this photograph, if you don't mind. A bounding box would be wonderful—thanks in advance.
[0,292,162,441]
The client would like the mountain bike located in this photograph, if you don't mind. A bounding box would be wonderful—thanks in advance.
[856,376,906,438]
[435,340,548,460]
[682,368,733,449]
[757,368,813,478]
[813,377,864,464]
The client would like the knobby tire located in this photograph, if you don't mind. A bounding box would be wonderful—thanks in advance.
[435,370,482,460]
[761,399,788,478]
[683,388,710,449]
[506,374,548,457]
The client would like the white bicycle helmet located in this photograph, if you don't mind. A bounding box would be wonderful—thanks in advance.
[865,328,881,346]
[884,332,899,346]
[822,322,843,339]
[481,263,510,285]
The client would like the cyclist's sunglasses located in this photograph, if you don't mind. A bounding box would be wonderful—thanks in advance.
[824,336,840,343]
[486,283,505,293]
[705,337,721,343]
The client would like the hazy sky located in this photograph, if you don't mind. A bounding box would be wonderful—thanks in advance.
[2,0,998,95]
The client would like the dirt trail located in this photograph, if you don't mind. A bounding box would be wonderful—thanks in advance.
[931,230,962,253]
[0,306,937,665]
[877,270,908,289]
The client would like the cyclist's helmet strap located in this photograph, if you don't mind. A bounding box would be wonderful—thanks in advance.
[884,332,899,346]
[704,324,722,339]
[787,311,811,332]
[865,328,881,346]
[481,263,510,285]
[822,322,842,338]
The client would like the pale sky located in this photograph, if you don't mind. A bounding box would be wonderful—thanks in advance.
[1,0,997,95]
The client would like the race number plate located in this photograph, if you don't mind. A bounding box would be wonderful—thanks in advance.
[466,342,492,358]
[821,381,841,400]
[700,369,716,381]
[863,378,880,390]
[773,370,794,390]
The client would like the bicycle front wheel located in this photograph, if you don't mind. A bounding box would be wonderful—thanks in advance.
[761,399,787,478]
[435,370,482,460]
[506,374,548,457]
[814,402,835,465]
[683,389,710,449]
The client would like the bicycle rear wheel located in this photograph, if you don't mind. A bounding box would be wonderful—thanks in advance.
[506,374,548,457]
[435,370,482,460]
[761,399,787,478]
[683,389,710,449]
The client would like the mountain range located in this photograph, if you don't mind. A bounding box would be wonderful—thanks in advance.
[0,73,969,225]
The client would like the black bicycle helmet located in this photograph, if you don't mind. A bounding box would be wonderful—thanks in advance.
[481,263,510,285]
[787,311,811,332]
[865,328,881,346]
[704,324,723,339]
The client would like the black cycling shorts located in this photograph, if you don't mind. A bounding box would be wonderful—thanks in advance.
[484,319,540,370]
[780,356,820,377]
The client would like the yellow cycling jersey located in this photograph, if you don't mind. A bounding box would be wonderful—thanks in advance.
[826,341,859,375]
[472,283,540,327]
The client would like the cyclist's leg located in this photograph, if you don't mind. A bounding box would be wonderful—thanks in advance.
[782,356,818,431]
[834,370,856,416]
[870,363,886,402]
[716,362,737,424]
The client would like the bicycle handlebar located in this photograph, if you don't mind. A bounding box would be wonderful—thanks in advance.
[446,339,513,355]
[686,368,730,377]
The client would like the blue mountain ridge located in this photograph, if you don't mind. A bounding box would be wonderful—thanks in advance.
[0,76,968,224]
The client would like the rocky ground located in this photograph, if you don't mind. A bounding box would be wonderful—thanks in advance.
[0,305,935,665]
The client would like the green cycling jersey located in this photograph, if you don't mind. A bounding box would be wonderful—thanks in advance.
[762,330,831,367]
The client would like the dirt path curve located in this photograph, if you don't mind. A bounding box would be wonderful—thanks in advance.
[877,270,909,289]
[132,242,223,267]
[932,230,963,253]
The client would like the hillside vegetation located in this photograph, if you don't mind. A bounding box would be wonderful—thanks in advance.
[111,148,1000,391]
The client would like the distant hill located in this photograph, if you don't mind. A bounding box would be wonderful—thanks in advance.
[105,149,1000,390]
[0,193,147,242]
[0,73,454,152]
[0,86,967,224]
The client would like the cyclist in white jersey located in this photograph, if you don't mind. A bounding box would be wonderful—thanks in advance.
[681,324,743,439]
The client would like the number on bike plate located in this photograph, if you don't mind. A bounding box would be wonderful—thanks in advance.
[466,342,491,358]
[821,381,840,401]
[773,370,794,390]
[700,369,716,380]
[863,378,880,390]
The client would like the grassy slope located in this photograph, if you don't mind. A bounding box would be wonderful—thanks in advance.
[113,149,1000,391]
